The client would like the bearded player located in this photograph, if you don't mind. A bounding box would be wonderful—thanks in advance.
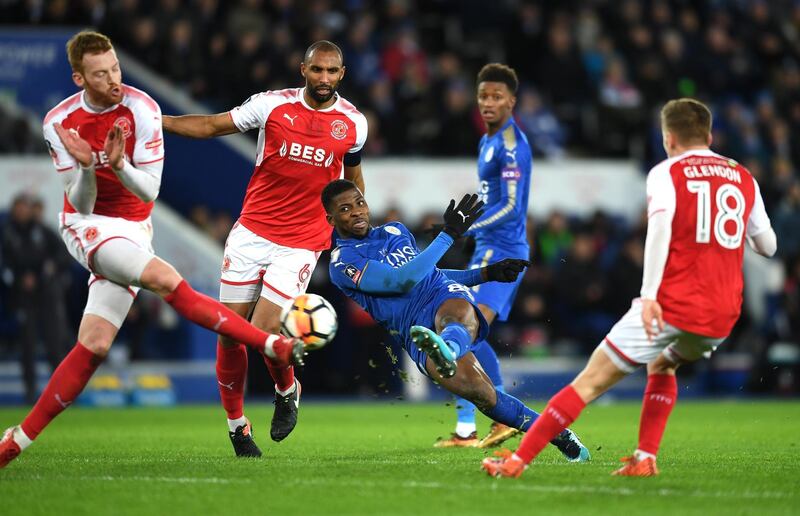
[0,31,303,469]
[162,41,367,457]
[482,98,777,478]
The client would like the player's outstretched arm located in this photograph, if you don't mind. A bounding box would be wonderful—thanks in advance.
[442,259,530,287]
[162,113,238,138]
[356,195,484,294]
[357,231,455,294]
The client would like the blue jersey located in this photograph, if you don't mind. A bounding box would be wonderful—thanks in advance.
[329,222,488,366]
[469,118,532,248]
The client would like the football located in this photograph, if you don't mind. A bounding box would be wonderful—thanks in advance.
[280,293,338,350]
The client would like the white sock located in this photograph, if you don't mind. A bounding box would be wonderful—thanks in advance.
[13,426,33,450]
[455,422,476,438]
[227,416,247,433]
[276,382,297,397]
[634,449,657,462]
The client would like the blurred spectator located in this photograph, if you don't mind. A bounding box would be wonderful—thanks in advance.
[1,195,72,403]
[554,228,613,350]
[434,80,478,156]
[537,212,573,266]
[535,19,590,145]
[774,180,800,258]
[606,234,645,315]
[516,88,565,159]
[597,57,645,156]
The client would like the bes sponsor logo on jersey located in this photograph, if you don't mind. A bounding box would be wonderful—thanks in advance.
[330,119,348,140]
[278,140,334,167]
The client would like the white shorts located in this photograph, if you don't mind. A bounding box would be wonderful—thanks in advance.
[60,212,155,328]
[219,222,320,306]
[598,298,726,373]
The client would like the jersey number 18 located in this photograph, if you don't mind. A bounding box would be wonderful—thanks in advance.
[686,180,745,249]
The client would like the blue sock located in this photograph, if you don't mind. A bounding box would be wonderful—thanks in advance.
[440,322,472,360]
[483,390,540,431]
[454,341,504,426]
[456,397,476,425]
[472,339,504,389]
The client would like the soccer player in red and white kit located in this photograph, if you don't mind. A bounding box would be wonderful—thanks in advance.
[482,98,778,478]
[0,31,303,469]
[162,40,367,456]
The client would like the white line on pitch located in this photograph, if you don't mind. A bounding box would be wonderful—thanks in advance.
[290,477,793,500]
[17,475,794,500]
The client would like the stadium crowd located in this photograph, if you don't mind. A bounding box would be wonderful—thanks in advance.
[1,0,799,394]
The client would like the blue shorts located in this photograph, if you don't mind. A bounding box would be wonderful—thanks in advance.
[468,243,529,321]
[401,281,490,375]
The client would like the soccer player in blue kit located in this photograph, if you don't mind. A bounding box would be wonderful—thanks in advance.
[322,179,589,462]
[434,64,544,450]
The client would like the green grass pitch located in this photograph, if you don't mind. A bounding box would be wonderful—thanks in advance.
[1,400,798,515]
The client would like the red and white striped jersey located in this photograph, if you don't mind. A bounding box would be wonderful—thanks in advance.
[43,85,164,221]
[229,88,367,251]
[646,149,771,337]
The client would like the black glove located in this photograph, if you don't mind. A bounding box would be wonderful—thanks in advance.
[442,194,484,239]
[482,259,531,283]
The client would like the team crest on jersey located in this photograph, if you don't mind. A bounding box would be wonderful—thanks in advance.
[484,145,494,162]
[384,226,401,235]
[114,117,133,139]
[343,264,361,284]
[84,226,99,243]
[330,120,348,140]
[221,255,231,272]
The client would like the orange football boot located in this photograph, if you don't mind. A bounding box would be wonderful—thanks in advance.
[0,427,22,469]
[434,431,479,448]
[477,422,521,449]
[481,449,527,478]
[611,455,659,477]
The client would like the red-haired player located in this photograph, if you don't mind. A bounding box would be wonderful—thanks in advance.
[0,31,301,469]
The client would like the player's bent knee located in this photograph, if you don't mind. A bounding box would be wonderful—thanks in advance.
[139,258,183,297]
[92,237,155,287]
[649,353,681,375]
[78,314,119,357]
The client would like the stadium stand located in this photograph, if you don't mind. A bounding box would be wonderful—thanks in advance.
[0,0,798,398]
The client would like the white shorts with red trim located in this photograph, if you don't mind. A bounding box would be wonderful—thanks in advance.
[599,298,726,373]
[219,222,320,306]
[60,212,154,328]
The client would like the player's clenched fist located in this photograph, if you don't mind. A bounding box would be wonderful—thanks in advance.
[482,259,531,283]
[442,194,484,239]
